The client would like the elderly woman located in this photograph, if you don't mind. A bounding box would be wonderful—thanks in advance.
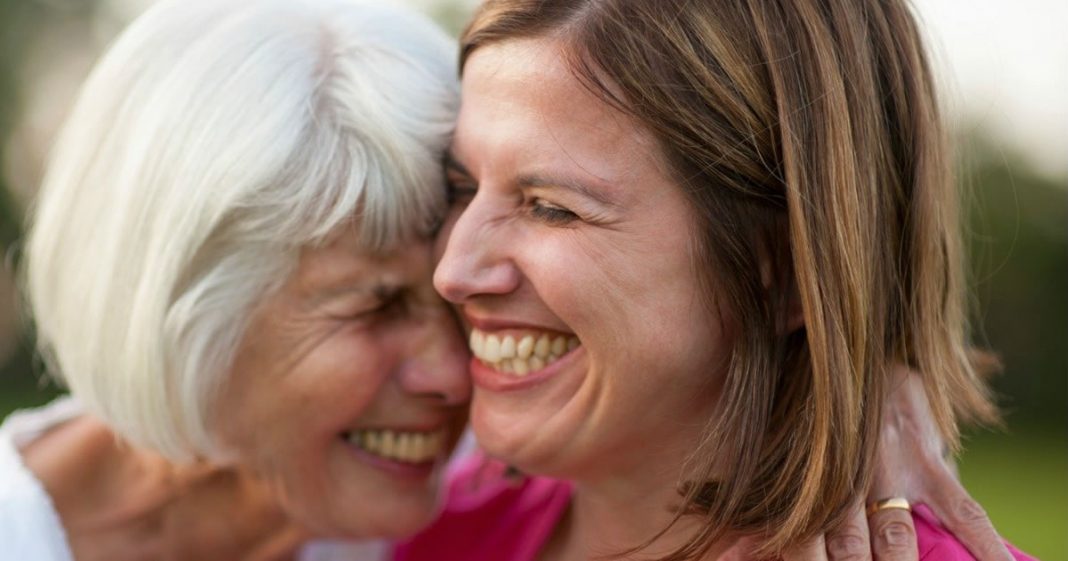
[408,0,1037,560]
[3,0,467,559]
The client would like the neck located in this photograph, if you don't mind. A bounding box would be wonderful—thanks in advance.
[543,435,737,561]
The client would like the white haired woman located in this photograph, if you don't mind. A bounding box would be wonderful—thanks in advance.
[2,0,467,559]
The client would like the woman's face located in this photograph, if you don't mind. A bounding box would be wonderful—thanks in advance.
[214,231,470,539]
[434,38,728,481]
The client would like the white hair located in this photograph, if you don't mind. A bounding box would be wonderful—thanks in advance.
[23,0,459,460]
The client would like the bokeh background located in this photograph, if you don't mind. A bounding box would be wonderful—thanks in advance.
[0,0,1064,557]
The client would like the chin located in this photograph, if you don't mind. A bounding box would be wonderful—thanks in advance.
[359,495,442,539]
[304,495,439,540]
[471,399,556,473]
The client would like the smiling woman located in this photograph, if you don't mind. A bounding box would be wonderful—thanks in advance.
[440,46,727,479]
[2,0,468,559]
[404,0,1039,560]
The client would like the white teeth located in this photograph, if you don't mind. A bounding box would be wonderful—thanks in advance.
[347,428,447,464]
[468,328,582,377]
[380,430,396,458]
[484,335,501,362]
[517,335,534,359]
[500,336,517,359]
[470,330,484,357]
[534,335,551,358]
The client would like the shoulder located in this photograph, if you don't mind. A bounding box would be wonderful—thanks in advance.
[914,505,1039,561]
[392,455,572,561]
[19,411,131,509]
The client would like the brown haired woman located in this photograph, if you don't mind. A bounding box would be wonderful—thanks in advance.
[400,0,1037,560]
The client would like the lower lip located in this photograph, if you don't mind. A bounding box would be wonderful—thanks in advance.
[341,439,438,481]
[469,347,582,392]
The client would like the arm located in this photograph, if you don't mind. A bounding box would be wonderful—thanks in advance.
[22,414,310,561]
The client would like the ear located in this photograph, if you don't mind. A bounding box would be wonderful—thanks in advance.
[758,249,804,335]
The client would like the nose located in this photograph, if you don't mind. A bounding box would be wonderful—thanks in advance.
[433,195,520,304]
[395,303,471,406]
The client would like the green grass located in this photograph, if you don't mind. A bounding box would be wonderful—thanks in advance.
[959,427,1068,560]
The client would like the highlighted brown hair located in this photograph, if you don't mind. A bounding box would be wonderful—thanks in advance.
[460,0,997,558]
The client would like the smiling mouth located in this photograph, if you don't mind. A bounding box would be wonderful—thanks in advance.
[344,429,447,464]
[469,328,581,376]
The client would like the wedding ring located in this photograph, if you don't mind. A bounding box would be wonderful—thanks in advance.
[866,497,912,517]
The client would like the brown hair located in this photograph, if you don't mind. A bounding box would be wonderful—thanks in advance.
[460,0,998,558]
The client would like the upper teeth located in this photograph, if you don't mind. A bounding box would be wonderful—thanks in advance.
[346,429,446,464]
[469,328,580,376]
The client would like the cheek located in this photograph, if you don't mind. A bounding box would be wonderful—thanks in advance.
[532,229,704,346]
[218,331,388,466]
[534,228,725,400]
[290,331,389,428]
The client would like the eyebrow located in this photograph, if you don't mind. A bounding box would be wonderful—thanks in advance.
[516,173,620,208]
[310,280,400,308]
[444,150,621,208]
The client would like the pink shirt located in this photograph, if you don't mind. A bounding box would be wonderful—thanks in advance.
[393,456,1037,561]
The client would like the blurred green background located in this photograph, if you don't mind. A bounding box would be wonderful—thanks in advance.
[0,0,1064,558]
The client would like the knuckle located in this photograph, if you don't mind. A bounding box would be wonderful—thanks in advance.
[873,519,916,558]
[969,536,1010,561]
[953,497,991,526]
[827,531,870,560]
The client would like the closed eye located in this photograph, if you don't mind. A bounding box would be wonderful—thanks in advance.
[529,198,579,225]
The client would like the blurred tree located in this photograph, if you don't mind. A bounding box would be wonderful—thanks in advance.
[963,133,1068,431]
[0,0,100,409]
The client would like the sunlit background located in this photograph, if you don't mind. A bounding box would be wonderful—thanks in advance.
[0,0,1063,558]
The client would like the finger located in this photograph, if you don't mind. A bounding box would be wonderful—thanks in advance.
[825,500,872,561]
[927,481,1013,561]
[869,505,918,561]
[783,535,828,561]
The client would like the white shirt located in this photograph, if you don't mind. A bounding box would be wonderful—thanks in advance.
[0,397,79,561]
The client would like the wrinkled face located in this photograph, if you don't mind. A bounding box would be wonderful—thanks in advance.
[434,38,728,481]
[215,231,470,539]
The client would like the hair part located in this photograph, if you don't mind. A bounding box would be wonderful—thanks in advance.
[23,0,458,461]
[461,0,997,557]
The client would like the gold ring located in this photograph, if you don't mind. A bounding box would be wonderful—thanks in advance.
[866,497,911,517]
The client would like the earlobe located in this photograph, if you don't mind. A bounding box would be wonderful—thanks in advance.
[758,248,804,335]
[781,287,805,334]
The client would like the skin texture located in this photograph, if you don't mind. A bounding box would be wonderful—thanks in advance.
[214,229,471,540]
[436,37,733,558]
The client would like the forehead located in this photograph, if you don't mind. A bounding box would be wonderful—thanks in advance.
[293,228,426,295]
[456,38,669,189]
